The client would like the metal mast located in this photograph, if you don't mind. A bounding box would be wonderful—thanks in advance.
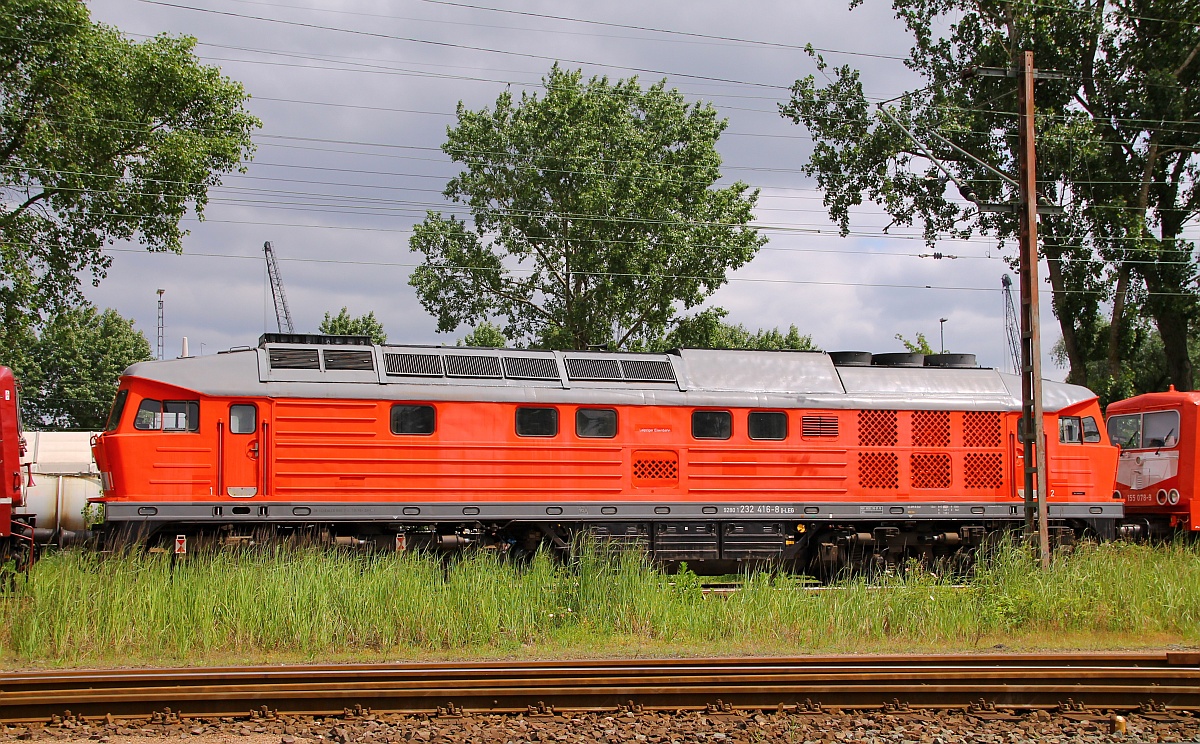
[156,289,165,361]
[263,241,294,334]
[1002,274,1021,374]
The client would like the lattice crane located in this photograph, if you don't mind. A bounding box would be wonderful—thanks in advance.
[1002,274,1021,375]
[263,241,295,334]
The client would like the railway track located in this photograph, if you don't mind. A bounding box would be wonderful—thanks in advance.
[3,653,1200,723]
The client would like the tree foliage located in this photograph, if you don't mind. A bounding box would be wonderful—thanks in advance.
[15,306,152,429]
[651,308,817,351]
[457,321,509,348]
[409,65,767,350]
[319,307,388,345]
[0,0,259,362]
[781,1,1200,399]
[895,332,936,355]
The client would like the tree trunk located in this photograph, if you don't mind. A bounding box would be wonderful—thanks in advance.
[1042,237,1089,385]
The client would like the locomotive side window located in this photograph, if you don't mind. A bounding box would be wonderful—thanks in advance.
[1059,416,1082,444]
[516,407,558,437]
[748,411,787,440]
[133,399,162,430]
[692,410,732,440]
[391,404,436,435]
[1144,410,1179,448]
[163,401,199,432]
[230,404,257,434]
[105,389,129,432]
[1082,416,1101,443]
[576,408,617,438]
[1107,414,1140,448]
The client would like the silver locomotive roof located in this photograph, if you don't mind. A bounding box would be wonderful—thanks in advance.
[120,339,1097,412]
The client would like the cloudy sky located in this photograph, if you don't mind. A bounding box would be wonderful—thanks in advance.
[84,0,1063,373]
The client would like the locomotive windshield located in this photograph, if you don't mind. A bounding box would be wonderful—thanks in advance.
[1107,410,1179,449]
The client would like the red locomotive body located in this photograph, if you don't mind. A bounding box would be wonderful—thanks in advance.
[90,336,1119,571]
[0,365,33,566]
[1106,388,1200,537]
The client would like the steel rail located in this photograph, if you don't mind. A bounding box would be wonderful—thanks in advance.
[3,653,1199,723]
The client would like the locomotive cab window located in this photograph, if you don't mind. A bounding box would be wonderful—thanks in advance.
[1082,416,1101,443]
[748,411,787,440]
[392,404,435,435]
[692,410,732,440]
[1107,410,1179,449]
[1059,416,1082,444]
[133,398,161,430]
[576,408,616,438]
[516,407,558,437]
[105,389,129,432]
[229,404,256,434]
[164,401,199,432]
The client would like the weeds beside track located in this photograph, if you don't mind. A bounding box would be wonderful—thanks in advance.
[2,541,1199,666]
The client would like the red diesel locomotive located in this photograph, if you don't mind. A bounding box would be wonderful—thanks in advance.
[1107,387,1200,538]
[87,335,1119,572]
[0,366,33,568]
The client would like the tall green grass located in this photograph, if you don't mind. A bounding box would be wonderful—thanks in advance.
[2,540,1198,666]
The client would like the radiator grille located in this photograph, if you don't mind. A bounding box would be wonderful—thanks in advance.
[384,353,444,377]
[911,452,952,489]
[503,356,560,380]
[565,357,623,380]
[911,410,950,447]
[632,451,679,486]
[964,411,1002,448]
[322,349,374,371]
[858,451,899,489]
[801,415,839,438]
[858,410,897,447]
[268,348,320,370]
[444,354,503,378]
[620,359,675,382]
[964,452,1005,489]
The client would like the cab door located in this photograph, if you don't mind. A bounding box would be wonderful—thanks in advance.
[223,403,260,497]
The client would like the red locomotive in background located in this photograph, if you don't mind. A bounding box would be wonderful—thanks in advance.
[1107,387,1200,538]
[0,366,34,569]
[79,334,1118,573]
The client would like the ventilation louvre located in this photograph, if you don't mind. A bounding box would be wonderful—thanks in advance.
[503,356,560,380]
[444,354,503,378]
[911,452,952,489]
[801,415,839,438]
[385,353,443,377]
[565,357,622,381]
[633,450,679,486]
[964,411,1002,448]
[965,452,1004,489]
[269,348,320,370]
[911,410,950,447]
[323,349,374,371]
[620,359,675,382]
[858,451,899,489]
[858,410,898,447]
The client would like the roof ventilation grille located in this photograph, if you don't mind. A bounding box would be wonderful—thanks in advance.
[503,356,560,380]
[323,349,375,371]
[565,358,623,381]
[924,353,978,368]
[385,353,444,377]
[621,359,675,382]
[871,352,924,368]
[269,348,320,370]
[445,354,503,378]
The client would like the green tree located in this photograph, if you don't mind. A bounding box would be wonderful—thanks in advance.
[653,308,817,351]
[0,0,259,364]
[457,321,509,348]
[319,307,387,345]
[894,332,936,355]
[16,306,152,429]
[409,65,767,350]
[781,1,1200,395]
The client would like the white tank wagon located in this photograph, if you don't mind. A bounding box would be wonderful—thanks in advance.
[15,431,102,544]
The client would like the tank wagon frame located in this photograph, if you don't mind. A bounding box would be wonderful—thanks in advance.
[89,335,1119,573]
